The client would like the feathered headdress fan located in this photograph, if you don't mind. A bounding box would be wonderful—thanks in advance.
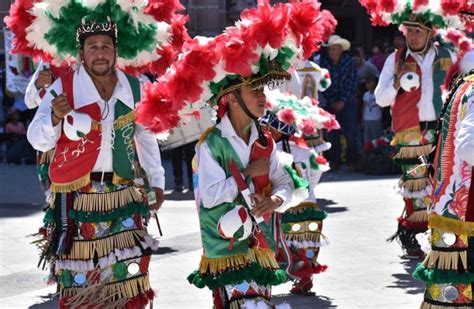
[262,89,340,137]
[359,0,472,30]
[4,0,190,75]
[136,0,337,134]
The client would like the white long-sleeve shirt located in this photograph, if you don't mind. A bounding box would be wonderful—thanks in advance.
[456,88,474,166]
[24,61,46,109]
[27,65,165,189]
[375,47,456,121]
[196,114,292,212]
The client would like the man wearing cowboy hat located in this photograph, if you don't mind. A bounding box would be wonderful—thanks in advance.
[320,34,359,171]
[375,15,456,259]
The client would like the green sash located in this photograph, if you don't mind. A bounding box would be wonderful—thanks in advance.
[432,47,452,118]
[112,74,140,180]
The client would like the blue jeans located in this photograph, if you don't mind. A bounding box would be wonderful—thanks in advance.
[326,98,360,165]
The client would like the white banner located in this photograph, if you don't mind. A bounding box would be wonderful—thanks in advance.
[4,30,35,94]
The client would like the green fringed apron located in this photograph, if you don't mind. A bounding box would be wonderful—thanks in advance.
[35,72,156,308]
[188,127,287,308]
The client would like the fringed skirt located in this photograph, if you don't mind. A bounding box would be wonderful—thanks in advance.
[390,126,435,252]
[413,214,474,308]
[37,178,158,308]
[279,202,328,283]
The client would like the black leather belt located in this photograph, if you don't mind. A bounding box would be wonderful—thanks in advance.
[420,121,437,131]
[90,172,114,181]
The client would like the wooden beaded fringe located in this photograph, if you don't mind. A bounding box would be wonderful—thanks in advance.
[285,232,322,243]
[62,273,150,307]
[74,186,143,212]
[59,229,146,260]
[407,210,429,223]
[393,144,432,160]
[423,250,468,271]
[399,177,430,192]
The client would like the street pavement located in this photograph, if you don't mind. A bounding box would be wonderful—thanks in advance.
[0,161,425,308]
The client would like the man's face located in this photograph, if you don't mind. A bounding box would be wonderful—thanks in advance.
[81,34,116,76]
[328,45,343,63]
[405,26,430,52]
[236,86,266,118]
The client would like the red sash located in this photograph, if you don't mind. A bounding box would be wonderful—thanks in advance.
[392,49,422,133]
[49,71,102,188]
[249,130,274,194]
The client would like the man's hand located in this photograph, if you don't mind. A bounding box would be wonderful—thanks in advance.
[394,65,411,91]
[331,100,345,113]
[243,157,269,179]
[149,187,164,211]
[250,194,283,217]
[35,69,53,90]
[51,93,71,125]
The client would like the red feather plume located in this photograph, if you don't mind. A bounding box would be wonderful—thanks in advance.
[4,0,51,61]
[241,0,289,49]
[136,82,183,133]
[144,0,185,24]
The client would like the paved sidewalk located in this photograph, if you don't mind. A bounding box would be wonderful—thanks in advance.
[0,163,424,308]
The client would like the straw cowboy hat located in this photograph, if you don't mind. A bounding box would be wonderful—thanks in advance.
[324,35,351,51]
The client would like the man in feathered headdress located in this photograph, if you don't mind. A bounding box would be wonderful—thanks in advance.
[413,46,474,308]
[5,0,189,307]
[136,0,336,307]
[361,0,459,259]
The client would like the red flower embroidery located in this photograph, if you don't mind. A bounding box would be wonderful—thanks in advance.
[448,186,469,220]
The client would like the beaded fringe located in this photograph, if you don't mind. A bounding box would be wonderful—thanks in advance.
[59,229,147,260]
[62,273,150,308]
[407,210,429,223]
[74,186,143,212]
[423,250,468,271]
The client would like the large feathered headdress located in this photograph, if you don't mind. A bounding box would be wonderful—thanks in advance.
[359,0,473,30]
[136,0,337,134]
[4,0,190,75]
[262,89,340,137]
